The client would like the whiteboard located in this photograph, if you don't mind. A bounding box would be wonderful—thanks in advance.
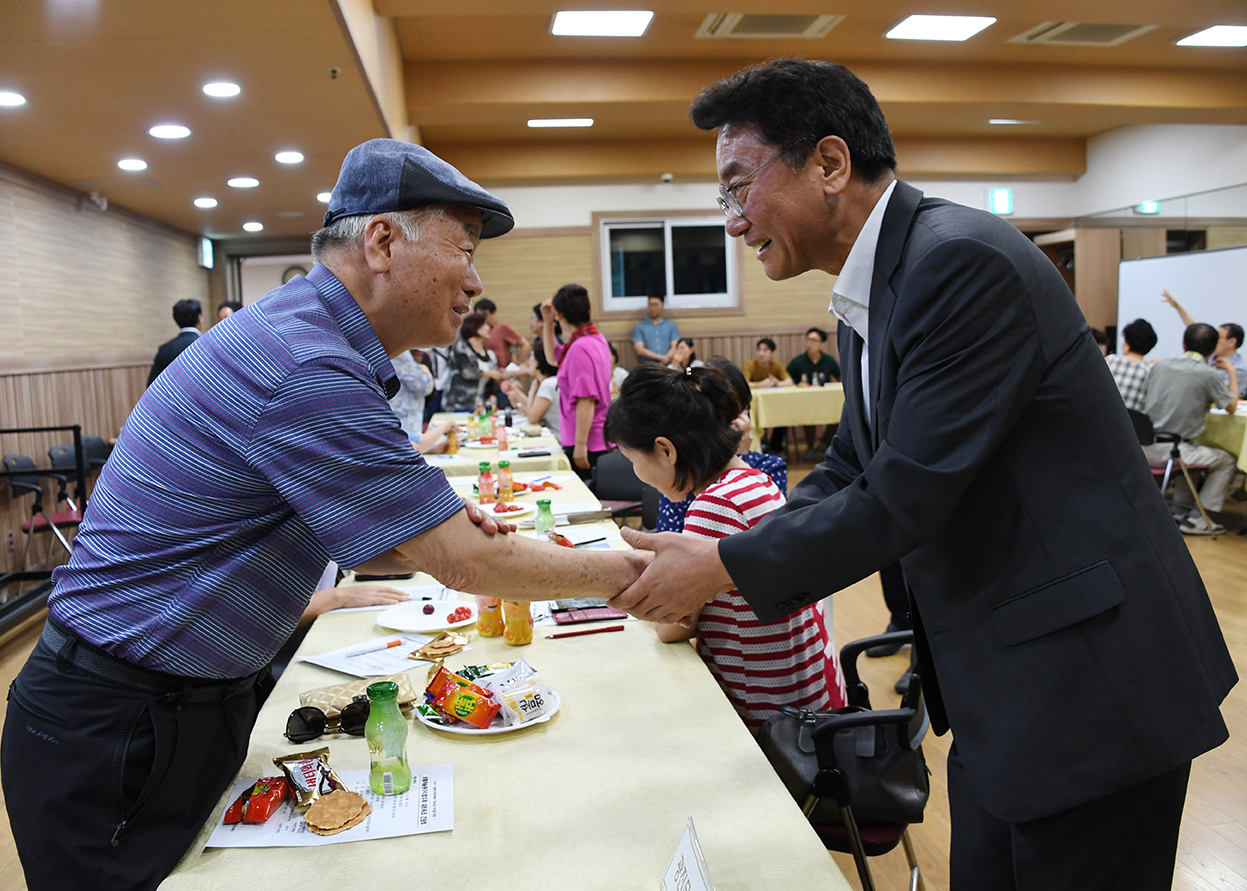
[1117,245,1247,360]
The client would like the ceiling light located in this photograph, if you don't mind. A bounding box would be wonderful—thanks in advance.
[886,15,996,41]
[117,158,147,171]
[551,10,654,37]
[193,197,218,208]
[989,118,1039,125]
[203,82,241,97]
[243,222,264,232]
[528,118,594,128]
[275,151,304,164]
[149,124,190,139]
[316,192,332,202]
[228,177,259,188]
[1177,25,1247,47]
[0,91,26,107]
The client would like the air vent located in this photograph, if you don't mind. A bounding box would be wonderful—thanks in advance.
[696,13,844,39]
[1009,21,1157,46]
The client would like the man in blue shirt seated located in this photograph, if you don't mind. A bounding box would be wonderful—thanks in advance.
[2,139,647,891]
[631,294,680,364]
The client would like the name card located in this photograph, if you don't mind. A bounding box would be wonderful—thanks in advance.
[661,817,716,891]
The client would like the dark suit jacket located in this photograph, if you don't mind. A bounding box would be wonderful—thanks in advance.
[147,330,198,387]
[721,181,1236,823]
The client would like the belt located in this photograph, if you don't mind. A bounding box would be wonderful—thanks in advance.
[42,619,262,704]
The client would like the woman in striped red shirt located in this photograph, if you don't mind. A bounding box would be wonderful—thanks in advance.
[606,364,845,729]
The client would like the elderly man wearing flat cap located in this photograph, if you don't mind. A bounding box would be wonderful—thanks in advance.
[1,140,648,891]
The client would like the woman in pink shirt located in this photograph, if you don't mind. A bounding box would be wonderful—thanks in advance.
[540,284,612,479]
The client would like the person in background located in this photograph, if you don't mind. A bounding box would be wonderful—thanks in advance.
[1104,318,1157,413]
[444,311,502,410]
[1163,290,1247,398]
[1143,322,1238,536]
[475,297,530,365]
[786,326,842,459]
[631,294,680,364]
[216,300,243,323]
[531,302,562,343]
[500,337,561,438]
[607,363,844,729]
[389,350,453,453]
[540,284,612,478]
[667,337,703,372]
[609,342,629,399]
[1091,328,1109,356]
[147,299,202,386]
[743,337,793,453]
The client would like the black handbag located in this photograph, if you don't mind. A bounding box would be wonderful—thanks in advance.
[757,703,930,826]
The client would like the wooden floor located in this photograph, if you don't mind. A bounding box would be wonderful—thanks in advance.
[0,465,1243,891]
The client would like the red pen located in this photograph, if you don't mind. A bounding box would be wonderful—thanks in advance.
[347,639,403,657]
[546,625,625,640]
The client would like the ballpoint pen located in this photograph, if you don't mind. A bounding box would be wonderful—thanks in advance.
[546,625,625,640]
[347,639,403,656]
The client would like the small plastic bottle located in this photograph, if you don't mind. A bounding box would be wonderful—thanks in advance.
[534,499,556,539]
[497,424,509,452]
[467,413,478,441]
[502,600,533,646]
[801,373,809,387]
[446,424,459,454]
[478,462,496,505]
[365,681,411,795]
[497,460,514,502]
[475,596,504,637]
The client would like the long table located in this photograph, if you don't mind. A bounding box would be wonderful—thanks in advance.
[1199,408,1247,480]
[751,384,845,438]
[422,411,571,475]
[161,474,850,890]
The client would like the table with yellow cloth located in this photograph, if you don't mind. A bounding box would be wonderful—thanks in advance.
[750,383,845,439]
[161,472,851,891]
[421,410,570,475]
[1198,407,1247,487]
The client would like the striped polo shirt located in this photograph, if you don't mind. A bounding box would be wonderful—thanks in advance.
[49,264,462,678]
[688,467,846,728]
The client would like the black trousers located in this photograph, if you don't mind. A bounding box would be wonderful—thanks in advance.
[947,743,1190,891]
[564,445,607,482]
[2,624,260,891]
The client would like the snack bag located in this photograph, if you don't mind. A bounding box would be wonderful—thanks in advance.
[273,747,345,812]
[495,676,556,726]
[223,777,290,825]
[432,684,502,729]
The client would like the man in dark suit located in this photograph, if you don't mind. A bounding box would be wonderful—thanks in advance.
[147,299,202,386]
[611,59,1236,890]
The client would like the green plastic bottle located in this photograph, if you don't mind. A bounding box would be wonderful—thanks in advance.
[365,681,411,795]
[534,498,556,539]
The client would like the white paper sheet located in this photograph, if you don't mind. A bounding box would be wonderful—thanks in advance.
[324,584,462,613]
[300,634,436,677]
[205,766,453,848]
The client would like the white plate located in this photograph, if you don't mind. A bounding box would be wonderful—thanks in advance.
[478,502,535,519]
[416,689,562,735]
[462,440,498,449]
[375,601,476,633]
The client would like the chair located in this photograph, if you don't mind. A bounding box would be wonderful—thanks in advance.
[81,434,112,474]
[1127,409,1217,539]
[46,443,85,511]
[589,449,659,528]
[803,630,929,891]
[3,454,83,571]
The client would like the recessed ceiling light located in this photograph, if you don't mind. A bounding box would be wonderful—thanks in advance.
[0,91,26,107]
[989,118,1039,125]
[117,158,147,171]
[275,151,304,164]
[1177,25,1247,47]
[193,197,218,208]
[203,82,241,97]
[243,222,264,232]
[528,118,594,128]
[886,15,996,41]
[228,177,259,188]
[149,124,190,139]
[551,10,654,37]
[316,192,332,202]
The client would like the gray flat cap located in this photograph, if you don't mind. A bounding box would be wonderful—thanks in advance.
[323,139,514,239]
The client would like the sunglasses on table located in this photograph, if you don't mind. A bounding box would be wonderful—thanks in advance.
[285,694,369,743]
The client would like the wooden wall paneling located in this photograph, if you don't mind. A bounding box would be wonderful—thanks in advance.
[1206,227,1247,251]
[1121,227,1167,260]
[1074,227,1122,330]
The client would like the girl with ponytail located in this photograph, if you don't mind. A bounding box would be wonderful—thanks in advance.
[605,364,845,729]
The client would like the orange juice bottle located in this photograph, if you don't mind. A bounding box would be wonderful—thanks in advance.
[497,424,509,452]
[502,600,533,646]
[446,424,459,454]
[475,596,504,637]
[478,462,495,505]
[497,460,514,502]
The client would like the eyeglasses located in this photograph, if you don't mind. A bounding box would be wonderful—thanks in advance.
[285,695,369,743]
[716,137,814,218]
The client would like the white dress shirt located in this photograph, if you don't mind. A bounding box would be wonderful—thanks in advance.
[828,180,898,425]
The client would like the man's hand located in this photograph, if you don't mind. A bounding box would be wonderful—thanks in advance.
[732,410,754,453]
[464,500,516,535]
[609,527,734,624]
[1214,356,1233,372]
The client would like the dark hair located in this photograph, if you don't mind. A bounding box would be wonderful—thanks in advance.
[648,294,666,304]
[460,311,488,341]
[533,303,562,339]
[705,356,752,412]
[1221,323,1244,350]
[675,337,697,363]
[531,337,559,378]
[1121,318,1157,356]
[688,58,897,183]
[756,337,777,351]
[474,298,497,314]
[219,301,243,314]
[1091,328,1108,347]
[173,299,202,328]
[805,327,828,342]
[552,284,592,327]
[608,342,619,361]
[605,364,743,492]
[1184,323,1219,357]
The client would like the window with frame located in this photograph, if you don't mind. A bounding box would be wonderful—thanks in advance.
[599,216,737,313]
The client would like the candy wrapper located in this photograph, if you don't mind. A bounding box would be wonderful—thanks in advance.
[273,747,345,813]
[478,659,555,727]
[223,777,289,825]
